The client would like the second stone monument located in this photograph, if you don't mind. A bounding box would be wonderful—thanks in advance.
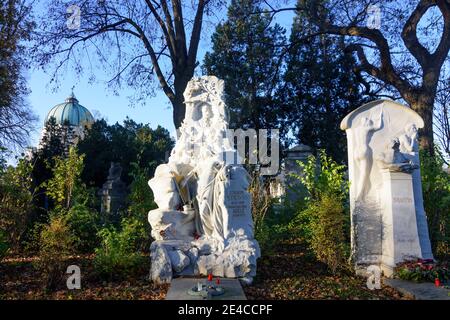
[340,100,433,276]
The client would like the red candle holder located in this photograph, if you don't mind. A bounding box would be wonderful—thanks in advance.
[434,278,440,287]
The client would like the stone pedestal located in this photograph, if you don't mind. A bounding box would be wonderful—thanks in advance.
[165,278,246,300]
[381,171,422,276]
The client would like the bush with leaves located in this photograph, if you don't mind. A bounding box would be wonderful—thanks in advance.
[66,203,100,253]
[45,146,84,211]
[290,150,350,273]
[0,158,34,251]
[395,259,449,283]
[44,147,100,253]
[127,162,156,252]
[0,229,9,261]
[298,193,348,273]
[248,170,274,253]
[94,216,146,280]
[420,148,450,258]
[34,215,74,290]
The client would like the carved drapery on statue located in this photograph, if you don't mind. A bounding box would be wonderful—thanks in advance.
[147,76,259,284]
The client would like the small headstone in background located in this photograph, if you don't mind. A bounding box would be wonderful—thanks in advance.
[99,162,127,219]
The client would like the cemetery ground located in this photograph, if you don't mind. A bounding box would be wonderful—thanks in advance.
[0,239,408,300]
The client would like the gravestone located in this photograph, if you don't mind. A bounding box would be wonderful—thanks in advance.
[98,162,127,220]
[284,144,312,202]
[147,76,260,284]
[340,100,433,276]
[269,144,312,201]
[222,166,253,239]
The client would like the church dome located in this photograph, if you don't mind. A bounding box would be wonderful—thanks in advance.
[45,93,94,127]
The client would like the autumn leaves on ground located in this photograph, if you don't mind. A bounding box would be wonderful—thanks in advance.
[0,241,407,300]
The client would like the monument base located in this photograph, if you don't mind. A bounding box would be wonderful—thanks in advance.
[381,171,423,273]
[165,278,247,300]
[380,263,395,278]
[149,236,260,284]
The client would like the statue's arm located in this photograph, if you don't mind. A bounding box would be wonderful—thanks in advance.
[373,109,383,130]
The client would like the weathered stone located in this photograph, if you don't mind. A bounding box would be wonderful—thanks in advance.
[186,247,199,265]
[98,162,127,219]
[167,249,190,273]
[340,100,433,274]
[149,241,172,284]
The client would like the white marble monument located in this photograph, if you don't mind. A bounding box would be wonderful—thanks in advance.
[148,76,260,284]
[340,100,433,276]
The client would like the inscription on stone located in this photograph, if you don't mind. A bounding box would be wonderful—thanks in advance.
[393,197,413,204]
[226,190,247,216]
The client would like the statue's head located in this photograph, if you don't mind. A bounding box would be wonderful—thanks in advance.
[389,138,400,151]
[183,76,226,122]
[200,103,213,124]
[406,123,418,136]
[184,78,204,104]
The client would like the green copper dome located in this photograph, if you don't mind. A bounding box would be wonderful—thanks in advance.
[45,93,95,126]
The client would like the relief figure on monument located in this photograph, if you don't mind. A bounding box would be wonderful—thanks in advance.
[376,138,418,173]
[353,108,383,200]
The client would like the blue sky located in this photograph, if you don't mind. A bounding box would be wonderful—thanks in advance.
[25,2,296,149]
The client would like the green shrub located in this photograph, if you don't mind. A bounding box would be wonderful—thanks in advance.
[0,159,34,251]
[127,163,156,251]
[292,149,349,202]
[420,149,450,258]
[0,229,9,261]
[298,193,348,273]
[249,172,275,253]
[290,150,350,273]
[34,215,74,290]
[66,204,100,253]
[94,217,146,280]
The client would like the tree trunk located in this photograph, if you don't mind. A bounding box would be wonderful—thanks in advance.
[172,93,186,131]
[172,73,191,130]
[410,96,435,155]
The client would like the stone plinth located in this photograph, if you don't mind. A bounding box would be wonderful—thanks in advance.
[165,278,246,300]
[381,171,422,276]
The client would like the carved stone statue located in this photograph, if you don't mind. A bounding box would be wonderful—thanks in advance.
[147,164,195,241]
[376,138,418,173]
[147,76,259,284]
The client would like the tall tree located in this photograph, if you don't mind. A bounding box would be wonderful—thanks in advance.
[30,117,68,216]
[203,0,286,132]
[263,0,450,154]
[33,0,221,129]
[282,11,365,163]
[0,0,36,150]
[77,118,173,188]
[434,77,450,162]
